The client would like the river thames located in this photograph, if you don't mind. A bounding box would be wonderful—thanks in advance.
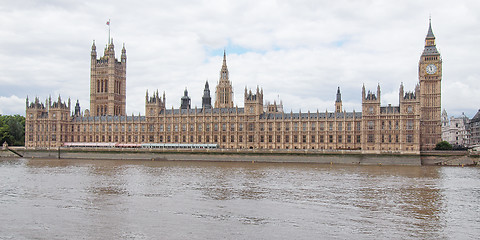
[0,158,479,239]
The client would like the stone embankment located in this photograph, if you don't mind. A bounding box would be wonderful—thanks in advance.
[4,147,479,166]
[9,147,424,165]
[0,150,18,158]
[421,151,479,166]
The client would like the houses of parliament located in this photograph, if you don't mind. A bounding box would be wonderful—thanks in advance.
[25,21,442,153]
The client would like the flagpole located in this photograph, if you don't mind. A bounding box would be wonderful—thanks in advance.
[108,19,111,44]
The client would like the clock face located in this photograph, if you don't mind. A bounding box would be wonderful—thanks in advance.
[426,64,437,74]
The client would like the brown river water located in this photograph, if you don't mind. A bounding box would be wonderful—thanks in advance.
[0,157,479,239]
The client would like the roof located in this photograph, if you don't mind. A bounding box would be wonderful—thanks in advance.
[471,110,480,123]
[260,112,361,120]
[426,20,435,39]
[161,107,245,115]
[74,115,146,122]
[422,46,439,56]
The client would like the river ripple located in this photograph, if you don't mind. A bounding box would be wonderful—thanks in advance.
[0,158,479,239]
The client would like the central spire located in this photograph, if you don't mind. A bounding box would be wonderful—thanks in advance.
[220,49,229,82]
[215,50,234,109]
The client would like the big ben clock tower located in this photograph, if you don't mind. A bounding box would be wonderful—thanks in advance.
[419,19,442,151]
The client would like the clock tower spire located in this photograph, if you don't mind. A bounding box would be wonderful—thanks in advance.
[419,18,442,151]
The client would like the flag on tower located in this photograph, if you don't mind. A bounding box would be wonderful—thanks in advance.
[106,20,110,26]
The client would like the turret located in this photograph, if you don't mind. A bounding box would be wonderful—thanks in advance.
[335,87,342,113]
[145,89,166,117]
[377,84,381,103]
[202,80,212,109]
[362,84,366,99]
[180,88,191,110]
[91,40,97,61]
[121,43,126,63]
[399,83,404,103]
[244,86,263,115]
[74,100,81,116]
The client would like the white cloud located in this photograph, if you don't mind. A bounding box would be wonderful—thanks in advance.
[0,95,25,115]
[0,0,479,119]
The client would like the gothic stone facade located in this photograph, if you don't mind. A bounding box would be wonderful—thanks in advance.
[25,22,442,153]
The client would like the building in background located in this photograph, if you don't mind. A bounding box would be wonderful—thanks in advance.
[469,110,480,147]
[441,110,470,147]
[25,21,443,153]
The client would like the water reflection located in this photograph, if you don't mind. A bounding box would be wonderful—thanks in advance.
[0,158,479,239]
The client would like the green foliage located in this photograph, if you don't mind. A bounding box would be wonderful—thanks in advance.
[435,141,453,151]
[0,115,25,146]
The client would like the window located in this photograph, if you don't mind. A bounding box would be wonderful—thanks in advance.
[368,121,375,130]
[367,134,374,143]
[407,120,414,130]
[406,134,413,143]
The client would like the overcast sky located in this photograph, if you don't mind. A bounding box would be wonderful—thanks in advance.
[1,0,479,118]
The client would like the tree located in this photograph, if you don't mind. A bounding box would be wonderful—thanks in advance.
[0,115,25,146]
[435,141,453,151]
